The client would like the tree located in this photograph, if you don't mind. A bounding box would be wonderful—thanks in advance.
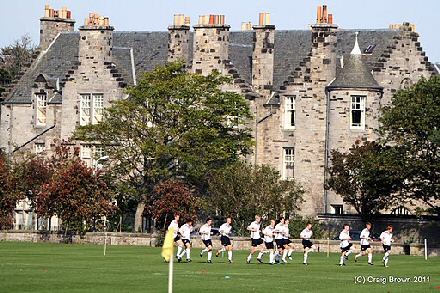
[206,162,304,234]
[326,141,402,220]
[35,147,116,233]
[379,76,440,215]
[74,62,253,227]
[149,179,201,229]
[0,35,35,94]
[0,153,17,229]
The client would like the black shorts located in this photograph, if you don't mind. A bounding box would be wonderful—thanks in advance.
[174,235,181,242]
[182,239,191,245]
[275,239,284,247]
[302,239,313,249]
[251,238,263,247]
[340,243,353,252]
[361,244,371,251]
[220,236,231,246]
[283,239,292,246]
[265,241,274,250]
[202,239,212,247]
[383,245,391,252]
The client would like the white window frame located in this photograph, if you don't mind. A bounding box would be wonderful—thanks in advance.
[35,93,47,126]
[282,147,294,180]
[284,95,295,130]
[92,94,104,124]
[34,143,46,154]
[80,145,92,167]
[350,95,366,130]
[80,93,104,126]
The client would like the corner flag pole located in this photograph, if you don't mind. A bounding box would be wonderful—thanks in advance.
[103,216,107,256]
[162,228,175,293]
[424,239,428,260]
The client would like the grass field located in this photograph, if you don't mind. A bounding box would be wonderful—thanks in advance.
[0,241,439,292]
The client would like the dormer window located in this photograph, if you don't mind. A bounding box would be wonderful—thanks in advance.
[35,93,47,126]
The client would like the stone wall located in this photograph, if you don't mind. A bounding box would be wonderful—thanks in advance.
[1,231,438,256]
[40,18,75,51]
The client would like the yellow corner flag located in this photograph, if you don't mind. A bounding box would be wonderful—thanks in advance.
[162,228,175,262]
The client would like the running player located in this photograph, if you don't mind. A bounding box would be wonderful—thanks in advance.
[354,222,373,265]
[199,218,213,263]
[300,222,315,265]
[283,219,295,261]
[167,213,184,261]
[216,217,233,263]
[261,219,276,264]
[339,224,353,266]
[246,215,264,264]
[274,217,285,263]
[177,219,193,263]
[380,225,394,267]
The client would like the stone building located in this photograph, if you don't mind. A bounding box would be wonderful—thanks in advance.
[0,5,437,229]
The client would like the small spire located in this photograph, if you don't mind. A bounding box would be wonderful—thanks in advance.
[350,32,362,55]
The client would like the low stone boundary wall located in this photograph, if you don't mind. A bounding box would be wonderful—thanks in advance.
[1,231,439,256]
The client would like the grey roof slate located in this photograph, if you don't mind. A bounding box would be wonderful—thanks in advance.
[328,54,382,89]
[3,28,403,104]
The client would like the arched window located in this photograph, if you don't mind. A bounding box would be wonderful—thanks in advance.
[400,78,412,90]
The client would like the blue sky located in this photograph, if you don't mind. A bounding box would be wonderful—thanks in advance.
[1,0,439,61]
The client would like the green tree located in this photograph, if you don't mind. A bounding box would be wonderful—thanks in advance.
[379,76,440,215]
[326,141,402,220]
[74,62,253,227]
[0,152,17,229]
[206,161,304,234]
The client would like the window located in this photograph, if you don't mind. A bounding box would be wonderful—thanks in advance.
[80,93,103,125]
[80,94,91,126]
[34,143,45,154]
[350,95,365,129]
[80,145,92,167]
[283,148,294,180]
[92,94,104,124]
[331,204,343,215]
[35,93,47,126]
[284,96,295,129]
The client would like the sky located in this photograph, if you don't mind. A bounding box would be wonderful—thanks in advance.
[1,0,439,61]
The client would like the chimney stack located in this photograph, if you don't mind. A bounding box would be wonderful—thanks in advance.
[252,12,275,93]
[192,14,230,75]
[40,5,75,51]
[168,14,191,64]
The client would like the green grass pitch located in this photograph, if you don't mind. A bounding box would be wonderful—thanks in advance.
[0,241,438,292]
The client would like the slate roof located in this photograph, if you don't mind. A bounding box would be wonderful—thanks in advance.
[3,28,404,104]
[328,54,382,89]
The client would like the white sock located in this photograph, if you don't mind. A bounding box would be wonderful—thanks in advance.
[247,254,252,261]
[340,255,344,265]
[287,249,293,257]
[178,249,186,258]
[201,247,209,254]
[304,252,308,263]
[346,250,352,257]
[186,248,191,259]
[219,247,226,253]
[227,250,232,261]
[384,256,389,266]
[282,250,288,260]
[355,253,362,258]
[257,251,264,259]
[207,251,212,261]
[269,251,274,263]
[368,253,372,263]
[177,246,183,257]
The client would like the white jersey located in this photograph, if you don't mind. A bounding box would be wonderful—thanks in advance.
[360,228,371,245]
[380,231,393,246]
[248,221,261,239]
[300,228,313,240]
[274,223,284,240]
[262,225,275,242]
[179,223,192,240]
[219,223,232,237]
[199,224,211,241]
[339,230,350,248]
[168,220,179,238]
[282,224,290,239]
